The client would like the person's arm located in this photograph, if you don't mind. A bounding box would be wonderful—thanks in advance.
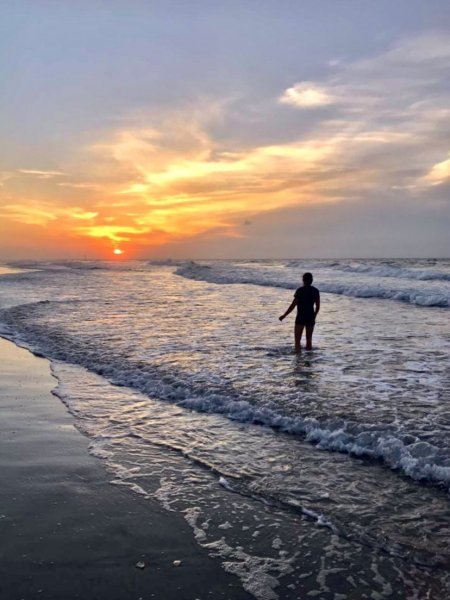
[314,292,320,318]
[279,298,297,321]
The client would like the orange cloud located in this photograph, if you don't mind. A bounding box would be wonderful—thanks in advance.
[0,113,397,256]
[0,202,58,226]
[3,33,449,259]
[74,224,149,242]
[0,201,98,228]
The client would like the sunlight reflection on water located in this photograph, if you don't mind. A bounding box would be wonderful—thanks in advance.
[1,260,450,598]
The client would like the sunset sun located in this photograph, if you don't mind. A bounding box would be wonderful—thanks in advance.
[113,248,124,256]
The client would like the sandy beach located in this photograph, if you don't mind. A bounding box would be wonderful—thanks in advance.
[0,337,252,600]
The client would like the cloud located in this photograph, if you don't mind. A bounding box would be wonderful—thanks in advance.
[85,120,352,245]
[421,153,450,186]
[58,33,449,250]
[3,33,450,256]
[355,32,450,69]
[281,33,450,120]
[74,224,149,242]
[0,202,59,226]
[58,182,102,190]
[279,82,337,108]
[278,33,450,186]
[71,209,99,220]
[0,172,13,187]
[0,201,99,227]
[17,169,67,179]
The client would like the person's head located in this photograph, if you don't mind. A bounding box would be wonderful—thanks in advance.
[302,272,313,286]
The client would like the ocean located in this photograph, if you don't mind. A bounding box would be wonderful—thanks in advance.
[1,258,449,599]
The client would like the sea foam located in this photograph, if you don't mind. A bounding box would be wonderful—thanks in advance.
[176,262,450,307]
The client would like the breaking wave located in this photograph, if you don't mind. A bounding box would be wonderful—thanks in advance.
[1,298,450,490]
[176,262,450,307]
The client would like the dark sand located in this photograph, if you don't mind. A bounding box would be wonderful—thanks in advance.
[0,338,252,600]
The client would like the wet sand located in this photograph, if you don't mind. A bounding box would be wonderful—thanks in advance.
[0,338,252,600]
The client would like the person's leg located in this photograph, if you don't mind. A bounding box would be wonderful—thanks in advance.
[294,324,304,353]
[305,325,314,350]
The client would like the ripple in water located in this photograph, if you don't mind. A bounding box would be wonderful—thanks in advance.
[1,259,450,598]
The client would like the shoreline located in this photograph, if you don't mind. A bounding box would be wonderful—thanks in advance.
[0,337,252,600]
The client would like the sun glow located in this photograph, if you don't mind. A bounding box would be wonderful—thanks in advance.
[3,32,449,260]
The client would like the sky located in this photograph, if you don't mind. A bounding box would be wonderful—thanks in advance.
[1,0,449,259]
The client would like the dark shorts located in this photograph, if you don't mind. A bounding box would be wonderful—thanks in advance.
[295,319,315,327]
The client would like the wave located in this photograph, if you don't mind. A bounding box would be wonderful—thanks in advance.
[335,263,450,282]
[7,260,147,272]
[7,260,78,271]
[176,262,449,307]
[177,396,450,489]
[1,299,450,491]
[7,258,450,294]
[284,259,450,282]
[206,474,447,568]
[60,378,444,568]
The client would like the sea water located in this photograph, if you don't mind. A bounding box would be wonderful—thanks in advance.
[0,259,449,599]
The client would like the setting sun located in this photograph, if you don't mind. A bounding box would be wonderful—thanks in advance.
[113,248,124,255]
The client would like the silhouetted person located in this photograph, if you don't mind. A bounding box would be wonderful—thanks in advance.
[279,272,320,352]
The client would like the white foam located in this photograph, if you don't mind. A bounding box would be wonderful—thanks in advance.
[155,477,178,511]
[272,536,283,550]
[183,507,296,600]
[207,537,295,600]
[176,262,450,307]
[2,262,450,494]
[110,480,149,497]
[219,476,235,491]
[26,338,450,491]
[4,311,450,492]
[337,262,450,282]
[176,395,450,488]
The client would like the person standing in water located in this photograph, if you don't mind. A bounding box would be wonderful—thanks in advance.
[279,272,320,352]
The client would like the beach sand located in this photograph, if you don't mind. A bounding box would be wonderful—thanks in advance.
[0,338,252,600]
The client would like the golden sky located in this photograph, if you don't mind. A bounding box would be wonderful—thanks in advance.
[1,4,449,259]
